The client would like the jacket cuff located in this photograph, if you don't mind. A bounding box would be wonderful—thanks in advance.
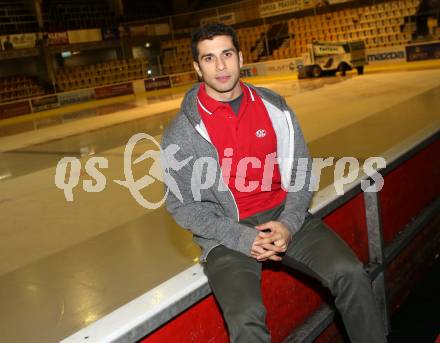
[234,225,259,257]
[278,216,301,236]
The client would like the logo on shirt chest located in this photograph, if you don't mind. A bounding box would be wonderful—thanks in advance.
[255,129,267,138]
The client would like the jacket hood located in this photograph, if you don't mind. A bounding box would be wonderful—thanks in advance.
[181,83,202,127]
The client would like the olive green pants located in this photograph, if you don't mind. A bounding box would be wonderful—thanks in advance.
[204,204,388,343]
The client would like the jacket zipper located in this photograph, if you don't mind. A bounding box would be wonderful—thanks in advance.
[284,109,295,184]
[195,124,240,221]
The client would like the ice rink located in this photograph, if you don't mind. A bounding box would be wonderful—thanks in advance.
[0,67,439,342]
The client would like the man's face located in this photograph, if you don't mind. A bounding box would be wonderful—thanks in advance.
[193,35,243,101]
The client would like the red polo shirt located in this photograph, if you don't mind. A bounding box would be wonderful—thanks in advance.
[197,82,287,219]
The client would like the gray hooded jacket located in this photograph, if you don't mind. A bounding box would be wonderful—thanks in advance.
[161,82,314,262]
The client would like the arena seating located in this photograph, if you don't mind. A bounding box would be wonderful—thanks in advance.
[123,1,165,22]
[43,0,117,32]
[287,0,421,57]
[159,0,421,71]
[55,58,148,92]
[236,25,269,63]
[0,0,427,104]
[161,38,193,75]
[0,0,39,35]
[0,75,44,103]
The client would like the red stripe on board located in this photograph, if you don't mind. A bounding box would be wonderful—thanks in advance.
[380,138,440,244]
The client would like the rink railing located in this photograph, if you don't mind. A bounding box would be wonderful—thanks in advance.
[61,117,440,341]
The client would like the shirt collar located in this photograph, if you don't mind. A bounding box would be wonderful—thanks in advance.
[197,81,255,116]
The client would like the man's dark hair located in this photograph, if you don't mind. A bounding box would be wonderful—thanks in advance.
[191,23,240,62]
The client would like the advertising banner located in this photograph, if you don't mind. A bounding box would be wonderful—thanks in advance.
[58,89,95,106]
[406,41,440,62]
[244,58,302,76]
[265,58,301,74]
[155,23,171,36]
[1,33,36,50]
[144,76,172,91]
[240,65,259,78]
[365,46,406,65]
[95,83,134,99]
[31,95,60,112]
[101,27,120,40]
[200,12,236,26]
[259,0,302,18]
[130,25,148,37]
[327,0,352,4]
[0,100,31,119]
[47,32,69,46]
[67,29,103,44]
[302,0,315,9]
[170,72,197,87]
[144,24,170,36]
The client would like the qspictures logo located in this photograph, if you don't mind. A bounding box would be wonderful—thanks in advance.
[54,133,386,209]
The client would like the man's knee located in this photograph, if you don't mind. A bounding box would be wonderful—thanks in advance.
[224,303,270,343]
[225,303,267,329]
[329,259,369,291]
